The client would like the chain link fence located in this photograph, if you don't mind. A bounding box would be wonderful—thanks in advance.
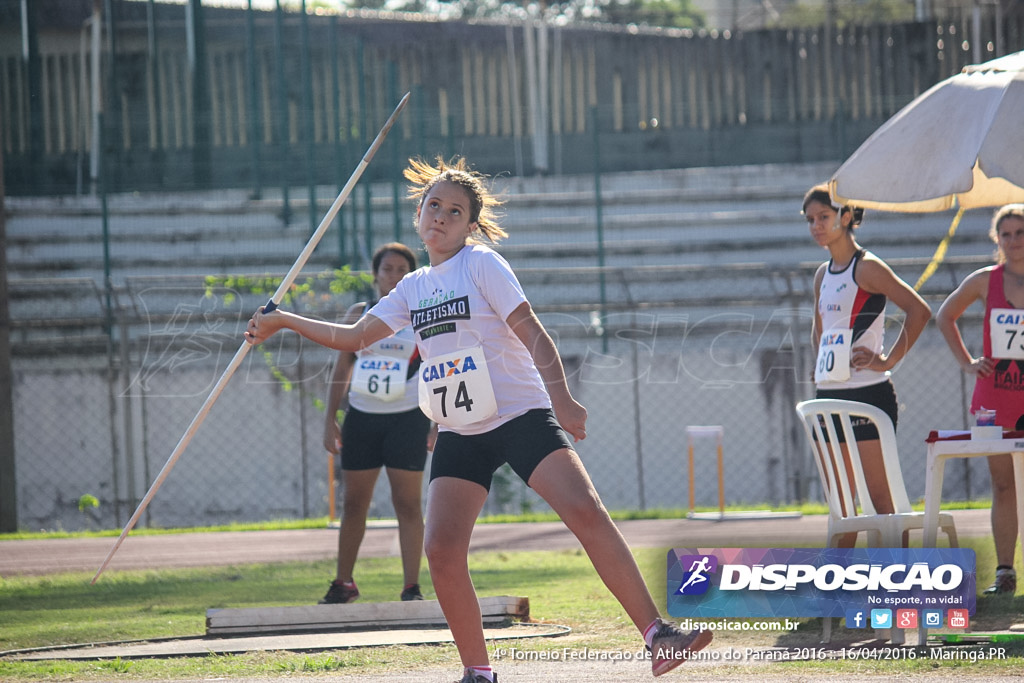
[4,3,1020,540]
[9,252,997,532]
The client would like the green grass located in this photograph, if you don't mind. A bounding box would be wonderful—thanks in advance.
[0,500,995,541]
[0,517,336,541]
[1,532,1023,681]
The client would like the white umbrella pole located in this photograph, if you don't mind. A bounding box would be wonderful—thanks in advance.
[91,93,411,584]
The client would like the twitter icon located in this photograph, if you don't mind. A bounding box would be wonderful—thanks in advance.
[870,609,892,628]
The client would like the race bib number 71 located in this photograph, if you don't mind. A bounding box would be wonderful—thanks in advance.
[990,308,1024,359]
[417,346,498,429]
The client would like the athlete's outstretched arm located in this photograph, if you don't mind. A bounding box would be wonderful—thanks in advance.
[245,307,394,353]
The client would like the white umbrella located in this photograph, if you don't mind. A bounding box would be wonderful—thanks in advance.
[830,50,1024,213]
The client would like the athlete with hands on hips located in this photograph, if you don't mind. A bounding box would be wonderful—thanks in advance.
[936,204,1024,596]
[804,184,931,548]
[247,157,711,682]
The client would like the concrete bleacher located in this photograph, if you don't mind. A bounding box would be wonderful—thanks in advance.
[5,160,997,357]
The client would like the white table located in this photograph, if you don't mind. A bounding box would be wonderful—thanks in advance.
[922,434,1024,549]
[919,434,1024,643]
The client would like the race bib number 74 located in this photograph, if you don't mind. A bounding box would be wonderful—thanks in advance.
[417,346,498,429]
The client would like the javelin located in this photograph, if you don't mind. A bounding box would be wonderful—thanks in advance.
[91,92,410,584]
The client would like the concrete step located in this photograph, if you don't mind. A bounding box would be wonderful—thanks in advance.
[5,161,1002,358]
[6,159,989,278]
[7,203,992,275]
[8,255,990,331]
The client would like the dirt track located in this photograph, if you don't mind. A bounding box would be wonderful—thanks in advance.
[0,509,993,577]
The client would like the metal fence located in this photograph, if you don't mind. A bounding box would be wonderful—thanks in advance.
[9,257,997,532]
[3,1,1023,195]
[4,82,1009,532]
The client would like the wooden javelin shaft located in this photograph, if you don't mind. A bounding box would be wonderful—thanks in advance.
[91,93,410,584]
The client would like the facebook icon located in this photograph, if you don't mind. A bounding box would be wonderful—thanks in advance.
[845,609,866,629]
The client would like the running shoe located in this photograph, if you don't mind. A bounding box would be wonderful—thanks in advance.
[983,567,1016,595]
[318,579,359,604]
[455,668,495,683]
[648,618,713,676]
[400,583,424,601]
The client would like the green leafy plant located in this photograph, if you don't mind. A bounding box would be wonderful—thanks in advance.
[204,267,373,403]
[203,268,372,314]
[77,494,99,513]
[103,658,132,674]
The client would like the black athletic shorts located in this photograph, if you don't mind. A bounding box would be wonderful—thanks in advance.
[815,379,898,442]
[429,408,573,490]
[340,405,431,472]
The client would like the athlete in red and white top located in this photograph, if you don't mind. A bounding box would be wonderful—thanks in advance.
[247,157,711,682]
[815,248,889,390]
[804,184,932,548]
[937,204,1024,596]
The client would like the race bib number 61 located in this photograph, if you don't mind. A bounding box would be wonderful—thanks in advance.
[418,346,498,429]
[351,357,406,401]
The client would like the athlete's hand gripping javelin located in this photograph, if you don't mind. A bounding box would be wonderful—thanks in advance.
[244,306,286,345]
[245,307,393,354]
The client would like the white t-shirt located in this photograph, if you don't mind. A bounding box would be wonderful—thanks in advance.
[368,244,550,435]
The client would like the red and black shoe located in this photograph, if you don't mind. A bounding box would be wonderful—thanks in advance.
[318,579,359,604]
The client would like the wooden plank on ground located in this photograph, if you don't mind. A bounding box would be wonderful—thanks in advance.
[206,596,529,636]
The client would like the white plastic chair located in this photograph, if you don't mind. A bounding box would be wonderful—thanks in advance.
[795,399,959,644]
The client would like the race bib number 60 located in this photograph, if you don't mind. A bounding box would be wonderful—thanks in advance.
[990,308,1024,360]
[815,328,852,383]
[417,346,498,429]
